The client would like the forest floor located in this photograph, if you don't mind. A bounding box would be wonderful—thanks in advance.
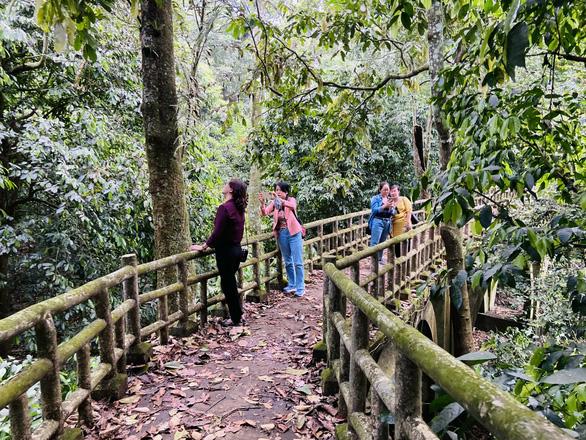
[74,269,340,440]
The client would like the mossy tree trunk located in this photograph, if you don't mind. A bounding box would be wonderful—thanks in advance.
[247,93,263,236]
[140,0,192,312]
[428,0,474,356]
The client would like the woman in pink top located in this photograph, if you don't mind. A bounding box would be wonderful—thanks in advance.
[259,181,305,297]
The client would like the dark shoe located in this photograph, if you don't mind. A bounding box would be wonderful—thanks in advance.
[221,318,246,327]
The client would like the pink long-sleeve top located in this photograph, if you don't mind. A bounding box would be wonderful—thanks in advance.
[261,197,302,236]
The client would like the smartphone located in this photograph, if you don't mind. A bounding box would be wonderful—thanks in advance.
[261,191,272,199]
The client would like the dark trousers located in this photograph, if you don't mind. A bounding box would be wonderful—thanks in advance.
[215,244,242,323]
[394,238,411,258]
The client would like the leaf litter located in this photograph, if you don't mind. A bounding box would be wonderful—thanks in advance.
[69,270,337,439]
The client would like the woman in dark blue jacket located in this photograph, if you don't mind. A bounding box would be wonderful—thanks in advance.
[367,182,395,264]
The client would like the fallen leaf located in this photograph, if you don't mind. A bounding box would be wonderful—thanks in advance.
[307,395,320,404]
[174,427,189,440]
[258,375,274,382]
[244,420,256,427]
[165,361,185,370]
[261,423,275,432]
[119,395,141,405]
[240,367,249,375]
[296,414,306,430]
[285,367,308,375]
[132,407,150,413]
[295,385,312,395]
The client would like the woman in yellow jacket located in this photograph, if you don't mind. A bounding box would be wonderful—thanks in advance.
[390,184,412,257]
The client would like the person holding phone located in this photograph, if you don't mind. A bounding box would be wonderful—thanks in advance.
[190,179,247,326]
[367,182,395,265]
[259,182,305,297]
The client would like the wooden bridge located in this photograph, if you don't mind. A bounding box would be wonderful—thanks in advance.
[0,207,572,439]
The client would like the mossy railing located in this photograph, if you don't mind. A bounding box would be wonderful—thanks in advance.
[321,225,572,440]
[0,209,374,439]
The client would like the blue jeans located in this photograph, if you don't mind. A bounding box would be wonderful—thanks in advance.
[277,229,305,291]
[370,217,390,261]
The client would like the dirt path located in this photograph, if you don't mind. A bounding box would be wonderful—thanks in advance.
[77,270,340,440]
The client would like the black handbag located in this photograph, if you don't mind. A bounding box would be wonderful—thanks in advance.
[241,216,249,262]
[411,213,420,225]
[240,247,249,262]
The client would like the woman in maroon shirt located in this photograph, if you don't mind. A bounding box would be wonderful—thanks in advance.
[190,179,247,326]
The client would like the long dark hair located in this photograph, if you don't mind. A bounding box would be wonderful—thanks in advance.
[229,179,247,213]
[377,181,390,194]
[276,181,290,200]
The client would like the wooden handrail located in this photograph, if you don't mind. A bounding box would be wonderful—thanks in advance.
[0,208,374,439]
[321,223,572,439]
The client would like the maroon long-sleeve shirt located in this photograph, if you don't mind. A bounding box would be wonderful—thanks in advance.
[205,199,245,249]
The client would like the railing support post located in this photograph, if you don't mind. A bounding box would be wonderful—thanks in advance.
[349,304,369,439]
[93,288,128,401]
[35,315,63,434]
[175,259,198,336]
[77,343,93,425]
[395,351,422,440]
[9,394,32,440]
[122,254,140,345]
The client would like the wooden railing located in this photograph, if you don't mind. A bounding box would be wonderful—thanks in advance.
[321,223,572,439]
[0,208,375,440]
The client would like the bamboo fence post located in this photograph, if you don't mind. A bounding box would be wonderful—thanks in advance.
[264,257,271,294]
[35,315,64,432]
[9,394,32,440]
[95,288,117,374]
[277,251,284,289]
[157,284,169,345]
[324,256,341,366]
[200,280,208,325]
[252,242,261,292]
[372,389,389,440]
[371,253,379,298]
[77,343,93,424]
[177,259,190,330]
[358,215,364,246]
[308,241,314,273]
[318,223,324,263]
[115,310,126,373]
[349,303,369,439]
[395,350,422,440]
[121,254,140,345]
[333,220,339,256]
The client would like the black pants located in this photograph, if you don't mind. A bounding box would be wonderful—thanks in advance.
[215,244,242,323]
[394,238,411,258]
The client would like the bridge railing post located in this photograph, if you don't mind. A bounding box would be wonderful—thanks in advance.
[252,242,261,293]
[77,343,93,425]
[333,220,339,256]
[36,315,64,435]
[122,254,141,346]
[349,302,369,439]
[318,223,324,263]
[395,351,424,440]
[200,280,208,326]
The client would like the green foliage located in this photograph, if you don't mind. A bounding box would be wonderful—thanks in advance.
[0,356,42,437]
[481,335,586,436]
[229,0,429,194]
[1,1,154,326]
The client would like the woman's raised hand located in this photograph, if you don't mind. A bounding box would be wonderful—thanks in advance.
[258,192,265,204]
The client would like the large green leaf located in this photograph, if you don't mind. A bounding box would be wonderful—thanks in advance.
[457,351,497,365]
[541,369,586,385]
[479,205,493,228]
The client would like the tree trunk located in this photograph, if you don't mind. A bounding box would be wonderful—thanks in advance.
[428,0,474,355]
[140,0,192,312]
[411,98,430,199]
[247,93,263,236]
